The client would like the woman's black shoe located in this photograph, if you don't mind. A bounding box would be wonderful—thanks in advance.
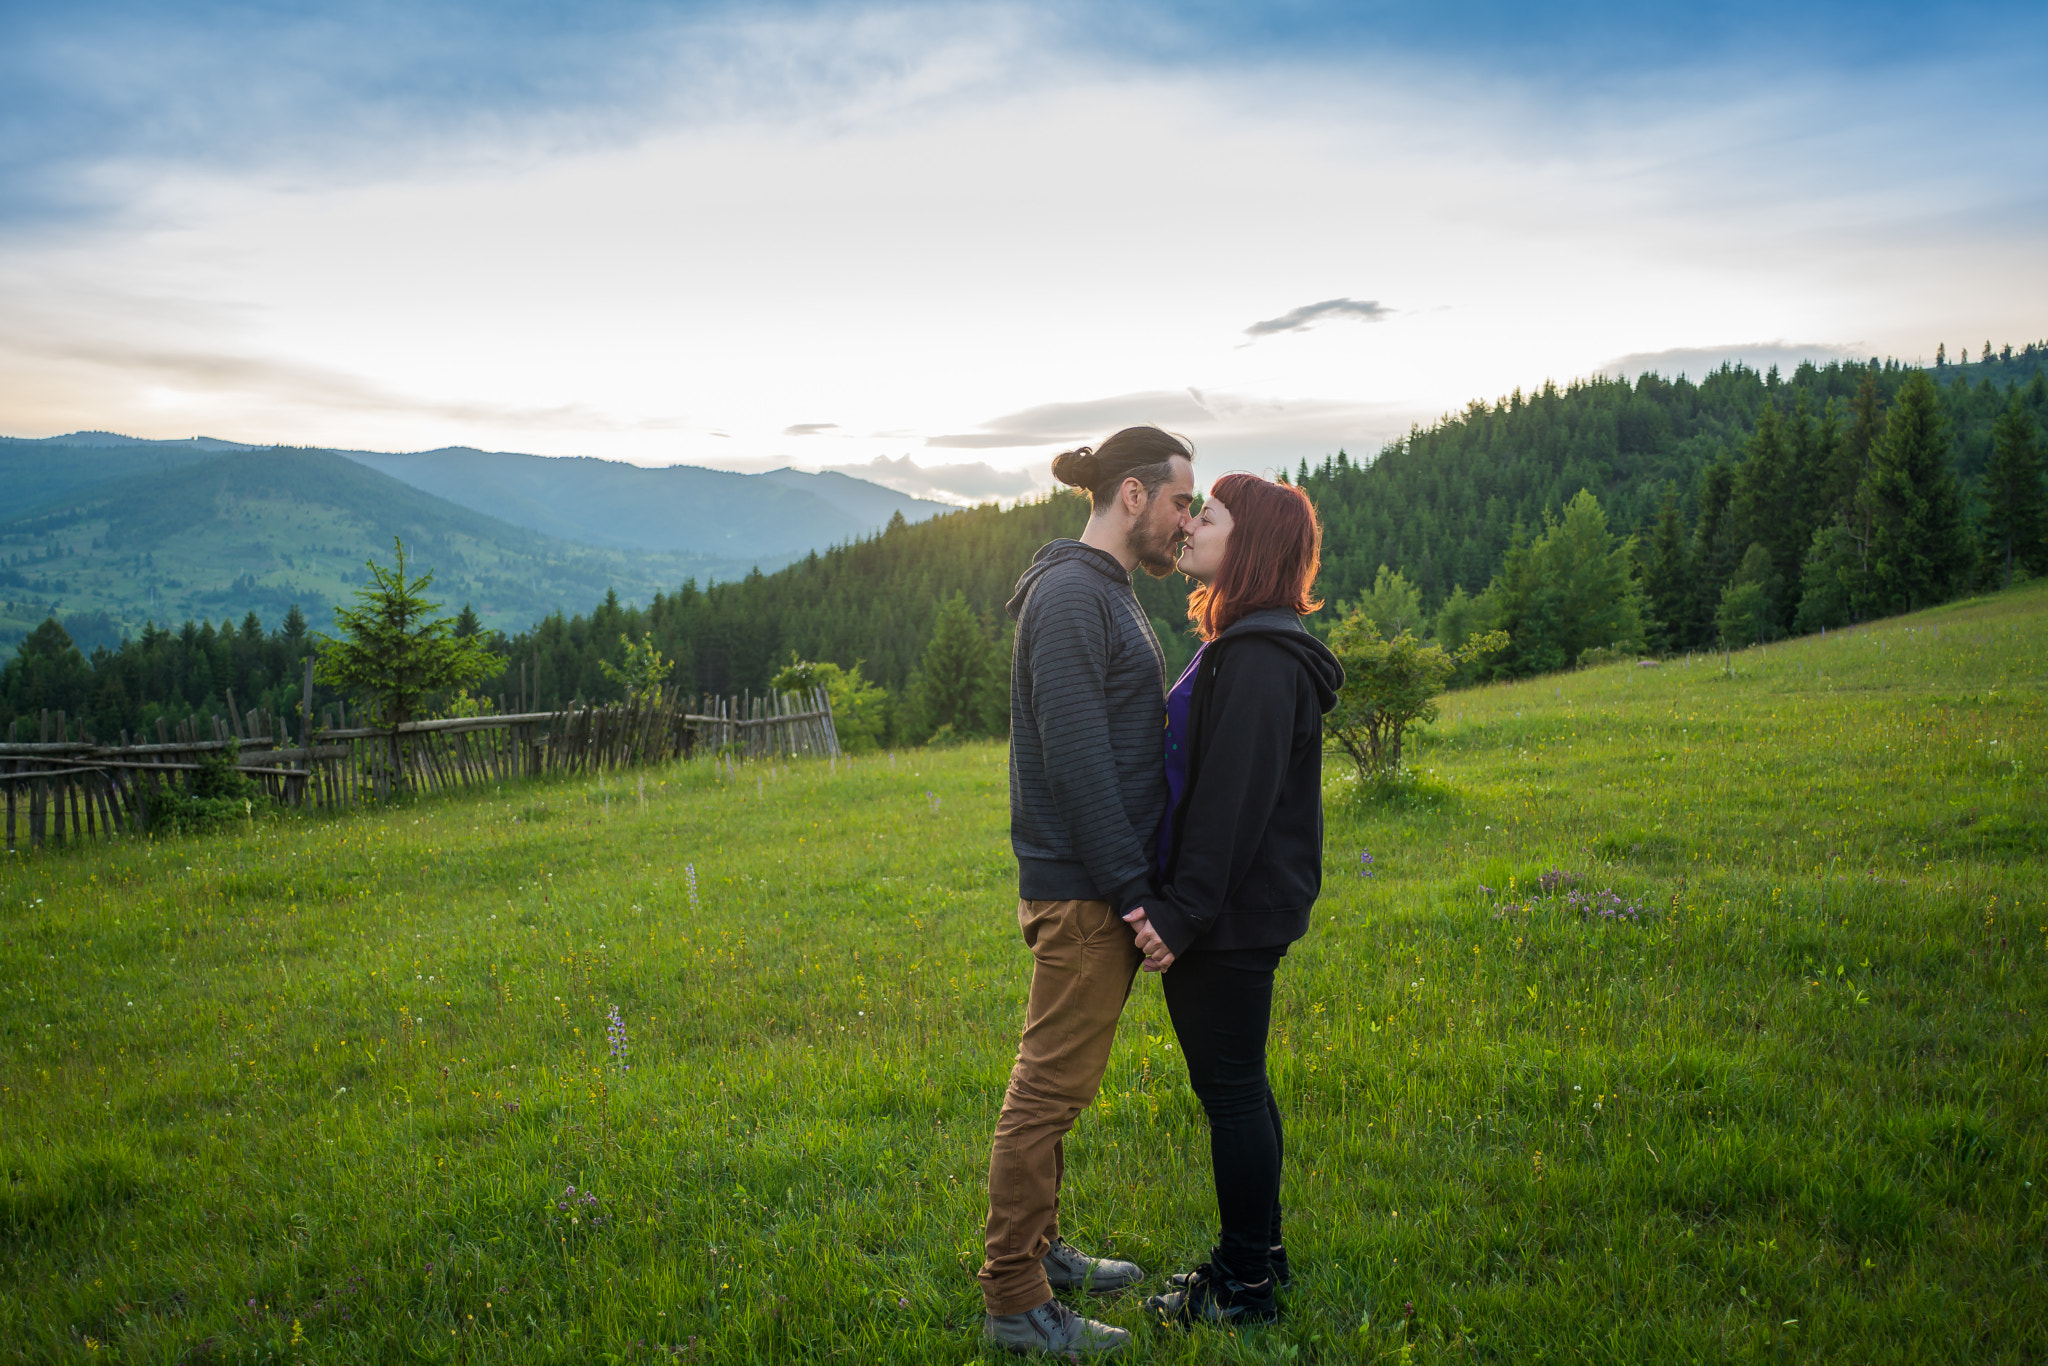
[1144,1263,1280,1326]
[1167,1245,1290,1291]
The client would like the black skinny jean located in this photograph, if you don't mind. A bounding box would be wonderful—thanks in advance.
[1159,943,1288,1283]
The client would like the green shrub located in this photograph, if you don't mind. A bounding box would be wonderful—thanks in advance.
[149,739,258,835]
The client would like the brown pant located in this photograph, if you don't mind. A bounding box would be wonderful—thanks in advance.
[978,897,1144,1316]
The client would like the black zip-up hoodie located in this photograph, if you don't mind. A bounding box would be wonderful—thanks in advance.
[1145,608,1344,957]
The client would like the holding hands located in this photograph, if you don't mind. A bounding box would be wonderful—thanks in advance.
[1123,907,1175,973]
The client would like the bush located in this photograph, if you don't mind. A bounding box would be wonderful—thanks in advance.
[149,740,259,835]
[770,655,891,753]
[1326,608,1506,780]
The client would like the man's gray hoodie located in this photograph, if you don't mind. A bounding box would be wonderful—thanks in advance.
[1005,539,1167,910]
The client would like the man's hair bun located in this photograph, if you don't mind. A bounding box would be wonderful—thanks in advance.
[1051,446,1104,489]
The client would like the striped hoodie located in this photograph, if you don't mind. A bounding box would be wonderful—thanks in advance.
[1005,539,1168,910]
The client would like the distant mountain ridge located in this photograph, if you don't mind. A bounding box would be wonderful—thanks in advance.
[2,432,953,558]
[329,445,950,556]
[0,434,960,650]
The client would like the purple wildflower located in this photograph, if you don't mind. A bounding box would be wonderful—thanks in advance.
[606,1004,630,1072]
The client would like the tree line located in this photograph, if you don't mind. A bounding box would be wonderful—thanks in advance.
[6,348,2043,745]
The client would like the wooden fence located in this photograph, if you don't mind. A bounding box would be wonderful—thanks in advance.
[0,686,838,852]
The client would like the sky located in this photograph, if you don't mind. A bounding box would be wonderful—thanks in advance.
[2,1,2044,502]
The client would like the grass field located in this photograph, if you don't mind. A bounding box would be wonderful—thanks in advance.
[3,584,2045,1363]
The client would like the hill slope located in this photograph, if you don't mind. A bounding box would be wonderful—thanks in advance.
[0,447,758,646]
[2,587,2041,1360]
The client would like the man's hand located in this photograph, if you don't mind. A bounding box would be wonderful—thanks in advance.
[1122,907,1175,973]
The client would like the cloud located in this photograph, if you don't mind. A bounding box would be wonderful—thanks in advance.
[1244,297,1393,337]
[927,385,1428,475]
[819,454,1043,504]
[8,0,2045,235]
[782,422,839,435]
[27,335,673,432]
[1597,341,1869,380]
[926,389,1214,448]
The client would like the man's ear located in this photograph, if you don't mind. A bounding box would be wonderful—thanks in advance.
[1118,476,1148,519]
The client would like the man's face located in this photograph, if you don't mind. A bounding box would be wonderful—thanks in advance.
[1131,456,1198,579]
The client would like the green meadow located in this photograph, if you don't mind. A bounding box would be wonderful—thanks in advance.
[3,585,2045,1364]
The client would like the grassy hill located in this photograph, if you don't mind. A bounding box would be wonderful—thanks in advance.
[2,582,2042,1361]
[0,447,757,648]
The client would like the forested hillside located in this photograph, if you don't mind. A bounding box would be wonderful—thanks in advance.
[1302,349,2046,614]
[7,345,2045,747]
[513,495,1200,706]
[0,447,740,647]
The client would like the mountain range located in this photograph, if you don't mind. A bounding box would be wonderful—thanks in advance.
[0,433,953,650]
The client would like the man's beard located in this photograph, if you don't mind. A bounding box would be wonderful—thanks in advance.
[1131,507,1183,578]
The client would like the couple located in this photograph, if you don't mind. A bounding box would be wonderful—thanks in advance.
[979,426,1344,1355]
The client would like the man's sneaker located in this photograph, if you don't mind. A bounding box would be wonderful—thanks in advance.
[1042,1238,1144,1295]
[1168,1245,1290,1291]
[982,1298,1130,1356]
[1144,1262,1280,1326]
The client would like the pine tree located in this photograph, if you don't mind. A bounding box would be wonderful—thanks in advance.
[904,591,995,743]
[1473,490,1646,675]
[315,539,502,791]
[1689,460,1739,646]
[1856,372,1972,615]
[1793,519,1861,633]
[1981,395,2048,587]
[1641,490,1691,651]
[1810,398,1855,522]
[1353,565,1427,638]
[1727,404,1806,628]
[1715,542,1782,647]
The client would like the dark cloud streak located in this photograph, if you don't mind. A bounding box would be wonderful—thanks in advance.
[1244,297,1391,337]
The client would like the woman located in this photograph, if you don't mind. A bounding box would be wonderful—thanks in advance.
[1123,472,1342,1326]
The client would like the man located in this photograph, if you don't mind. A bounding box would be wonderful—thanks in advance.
[980,425,1197,1357]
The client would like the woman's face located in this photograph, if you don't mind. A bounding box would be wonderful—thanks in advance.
[1176,494,1232,584]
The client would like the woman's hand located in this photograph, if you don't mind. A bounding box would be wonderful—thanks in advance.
[1122,907,1176,973]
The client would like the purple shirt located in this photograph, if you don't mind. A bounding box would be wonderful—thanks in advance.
[1155,644,1206,874]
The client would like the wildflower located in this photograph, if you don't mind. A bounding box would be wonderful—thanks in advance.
[606,1005,630,1072]
[1358,851,1376,878]
[685,864,700,911]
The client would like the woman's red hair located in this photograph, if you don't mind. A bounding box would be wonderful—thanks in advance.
[1186,472,1323,641]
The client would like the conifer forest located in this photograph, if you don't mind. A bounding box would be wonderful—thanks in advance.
[6,349,2045,748]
